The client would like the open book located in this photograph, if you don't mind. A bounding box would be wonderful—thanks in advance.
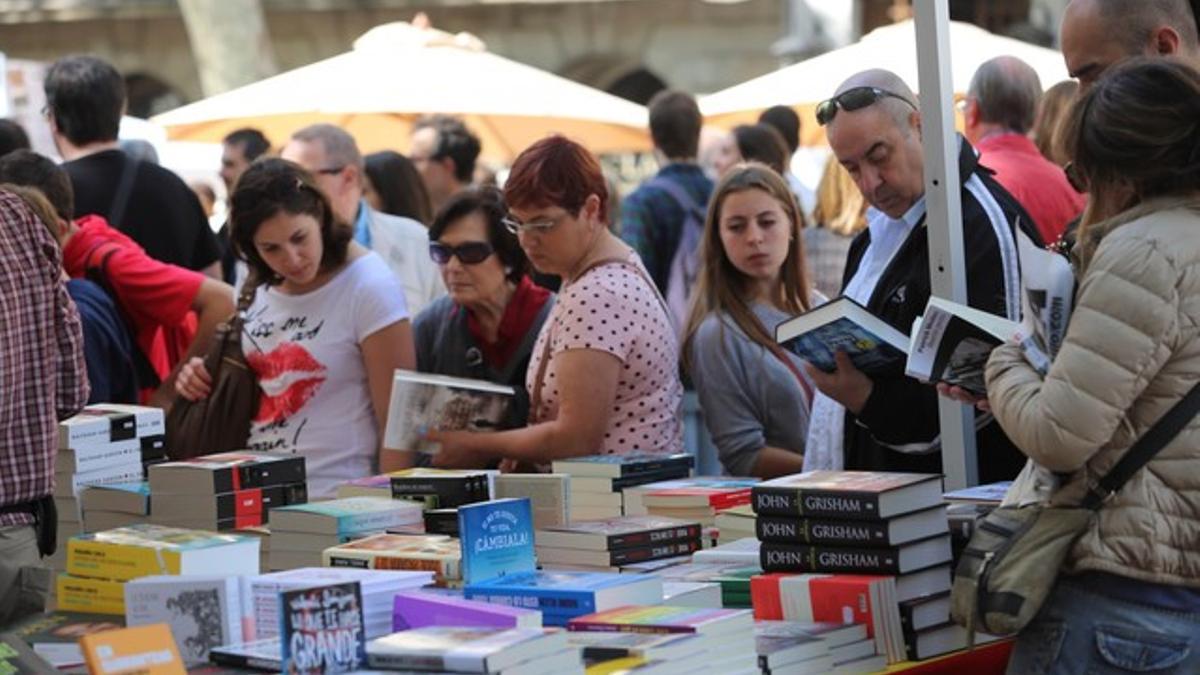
[382,370,514,454]
[904,298,1018,394]
[774,297,909,375]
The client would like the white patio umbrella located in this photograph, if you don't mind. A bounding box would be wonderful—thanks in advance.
[152,21,651,160]
[700,19,1070,145]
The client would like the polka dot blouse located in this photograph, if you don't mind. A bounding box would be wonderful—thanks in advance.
[527,255,684,456]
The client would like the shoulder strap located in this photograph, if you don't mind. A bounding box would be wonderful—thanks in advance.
[766,342,815,403]
[108,156,140,228]
[1082,382,1200,509]
[648,177,704,217]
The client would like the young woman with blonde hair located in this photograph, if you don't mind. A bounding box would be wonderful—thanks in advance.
[683,162,818,478]
[805,154,868,298]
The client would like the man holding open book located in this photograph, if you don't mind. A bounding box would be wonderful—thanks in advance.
[801,69,1040,482]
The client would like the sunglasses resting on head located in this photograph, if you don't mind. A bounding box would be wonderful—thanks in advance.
[816,86,919,126]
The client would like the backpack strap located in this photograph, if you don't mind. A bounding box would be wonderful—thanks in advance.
[647,176,706,219]
[83,241,162,389]
[108,156,141,228]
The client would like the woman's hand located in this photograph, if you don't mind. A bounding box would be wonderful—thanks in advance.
[175,357,212,401]
[935,382,992,412]
[426,429,492,469]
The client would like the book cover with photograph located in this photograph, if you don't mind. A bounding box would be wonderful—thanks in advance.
[774,297,909,375]
[905,297,1018,394]
[280,581,366,674]
[382,370,513,454]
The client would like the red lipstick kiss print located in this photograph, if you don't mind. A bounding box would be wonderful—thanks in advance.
[247,342,328,424]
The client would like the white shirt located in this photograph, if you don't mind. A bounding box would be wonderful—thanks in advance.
[367,208,446,316]
[240,253,409,498]
[804,196,926,470]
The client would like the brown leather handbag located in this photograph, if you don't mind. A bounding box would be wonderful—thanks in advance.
[164,281,261,460]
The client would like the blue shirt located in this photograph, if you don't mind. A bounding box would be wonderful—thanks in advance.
[352,199,373,248]
[619,163,713,294]
[67,278,138,404]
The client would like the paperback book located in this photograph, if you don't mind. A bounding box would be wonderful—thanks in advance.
[58,405,164,449]
[905,297,1018,394]
[365,626,568,673]
[79,482,150,515]
[494,474,570,530]
[566,605,753,637]
[391,591,542,631]
[322,533,462,580]
[551,454,694,479]
[123,575,241,665]
[280,581,367,674]
[66,524,260,581]
[148,452,306,495]
[751,471,943,520]
[78,624,185,675]
[774,296,909,375]
[535,540,702,567]
[458,498,536,585]
[383,369,514,454]
[269,497,425,536]
[465,572,663,626]
[0,632,58,674]
[534,516,701,552]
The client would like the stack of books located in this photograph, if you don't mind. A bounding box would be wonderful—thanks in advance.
[267,496,425,569]
[943,481,1010,560]
[366,627,580,675]
[51,405,165,574]
[495,474,570,530]
[243,567,433,641]
[623,477,758,518]
[122,574,242,665]
[56,524,259,616]
[391,590,543,631]
[692,537,762,566]
[753,620,871,675]
[567,606,758,674]
[323,533,463,586]
[389,468,495,508]
[568,630,712,669]
[641,561,761,608]
[147,452,307,531]
[78,482,151,533]
[714,503,757,544]
[749,471,954,664]
[534,516,703,572]
[551,454,694,520]
[640,483,754,527]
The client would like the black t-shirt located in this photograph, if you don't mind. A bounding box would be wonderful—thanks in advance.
[64,149,221,271]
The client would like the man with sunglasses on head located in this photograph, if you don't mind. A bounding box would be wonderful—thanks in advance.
[802,69,1041,482]
[282,124,445,315]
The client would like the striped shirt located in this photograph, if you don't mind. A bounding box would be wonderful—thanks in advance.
[0,190,89,527]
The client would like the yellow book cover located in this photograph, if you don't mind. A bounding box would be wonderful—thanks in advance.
[66,538,181,581]
[79,624,185,675]
[586,656,649,674]
[56,574,126,616]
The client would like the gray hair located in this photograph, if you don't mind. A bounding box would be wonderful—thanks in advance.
[290,123,363,170]
[968,56,1043,133]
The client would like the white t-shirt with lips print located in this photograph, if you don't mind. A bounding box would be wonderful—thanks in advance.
[239,253,409,499]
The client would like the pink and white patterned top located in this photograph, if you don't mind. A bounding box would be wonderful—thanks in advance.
[527,255,684,456]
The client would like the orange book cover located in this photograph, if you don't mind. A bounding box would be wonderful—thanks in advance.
[79,624,186,675]
[750,573,789,620]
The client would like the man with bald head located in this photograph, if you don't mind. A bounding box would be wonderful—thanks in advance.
[1062,0,1200,89]
[803,69,1039,482]
[963,56,1085,244]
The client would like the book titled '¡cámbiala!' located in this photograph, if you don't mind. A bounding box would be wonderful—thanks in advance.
[382,370,514,454]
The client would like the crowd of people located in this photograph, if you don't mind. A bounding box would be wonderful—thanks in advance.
[1,0,1198,669]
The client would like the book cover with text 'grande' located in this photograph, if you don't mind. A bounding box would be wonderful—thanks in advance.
[280,581,367,674]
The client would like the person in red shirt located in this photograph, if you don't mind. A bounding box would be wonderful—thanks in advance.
[962,56,1086,246]
[0,150,234,406]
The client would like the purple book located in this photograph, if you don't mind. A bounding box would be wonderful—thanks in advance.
[392,591,542,632]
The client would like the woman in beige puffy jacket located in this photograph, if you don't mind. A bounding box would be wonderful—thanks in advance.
[987,58,1200,674]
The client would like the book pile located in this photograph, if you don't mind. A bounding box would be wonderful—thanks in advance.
[392,590,543,631]
[122,574,241,665]
[147,452,307,531]
[534,516,703,572]
[495,473,570,530]
[750,471,955,664]
[551,454,694,520]
[244,567,433,641]
[57,524,259,615]
[643,561,761,609]
[323,533,463,586]
[692,537,762,566]
[943,481,1010,560]
[366,626,580,675]
[714,503,757,544]
[51,405,166,574]
[754,620,877,675]
[640,483,754,527]
[624,477,758,518]
[78,482,151,534]
[567,606,757,674]
[267,496,425,569]
[568,630,713,670]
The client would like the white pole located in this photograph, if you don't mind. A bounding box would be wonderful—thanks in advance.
[913,0,978,489]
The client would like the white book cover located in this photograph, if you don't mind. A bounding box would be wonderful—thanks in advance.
[60,463,145,499]
[123,574,241,665]
[495,474,570,530]
[382,369,513,454]
[690,537,761,565]
[58,404,164,448]
[366,626,566,673]
[57,437,143,475]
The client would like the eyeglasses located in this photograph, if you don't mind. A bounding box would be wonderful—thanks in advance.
[816,86,919,126]
[314,166,345,176]
[502,212,568,235]
[1063,162,1088,193]
[429,241,495,265]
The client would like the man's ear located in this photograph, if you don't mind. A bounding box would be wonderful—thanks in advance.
[438,156,457,180]
[1152,25,1182,56]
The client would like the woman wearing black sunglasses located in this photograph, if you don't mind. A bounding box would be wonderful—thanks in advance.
[412,187,553,438]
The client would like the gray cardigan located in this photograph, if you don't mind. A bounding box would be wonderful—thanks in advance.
[689,304,814,475]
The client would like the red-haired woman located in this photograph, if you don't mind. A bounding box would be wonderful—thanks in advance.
[427,135,684,468]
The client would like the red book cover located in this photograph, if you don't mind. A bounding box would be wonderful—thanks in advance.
[643,487,752,510]
[750,574,790,620]
[807,575,889,639]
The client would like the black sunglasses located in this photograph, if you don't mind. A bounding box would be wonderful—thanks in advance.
[816,86,918,126]
[429,241,495,265]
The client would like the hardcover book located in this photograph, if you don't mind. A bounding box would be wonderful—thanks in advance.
[382,369,514,454]
[904,622,1006,661]
[751,471,943,519]
[775,296,909,374]
[364,626,567,673]
[458,498,535,585]
[534,516,701,552]
[322,533,461,579]
[78,623,185,675]
[760,534,953,575]
[65,525,260,581]
[268,497,424,536]
[566,605,753,637]
[280,581,367,674]
[755,505,948,547]
[58,404,165,449]
[905,297,1018,395]
[550,454,694,479]
[147,453,306,496]
[464,572,663,626]
[391,591,542,631]
[899,592,952,633]
[123,575,241,665]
